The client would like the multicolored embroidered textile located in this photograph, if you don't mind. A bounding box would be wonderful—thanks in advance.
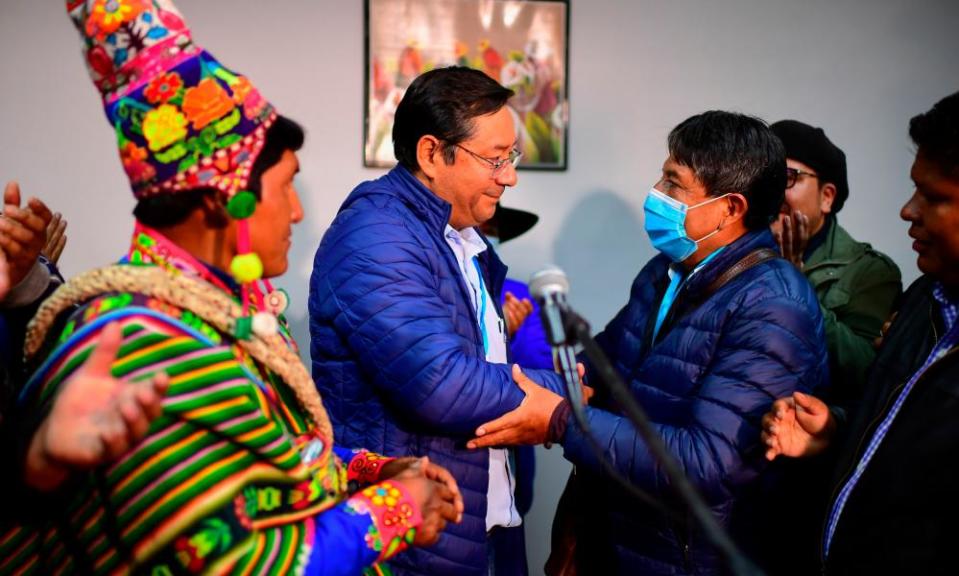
[346,450,398,488]
[66,0,274,199]
[0,228,418,575]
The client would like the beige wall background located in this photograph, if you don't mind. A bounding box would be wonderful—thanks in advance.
[2,0,958,572]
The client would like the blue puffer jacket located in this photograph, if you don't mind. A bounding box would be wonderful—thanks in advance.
[561,229,829,575]
[309,165,565,575]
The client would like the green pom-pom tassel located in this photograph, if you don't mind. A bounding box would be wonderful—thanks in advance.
[231,253,263,283]
[234,316,253,340]
[226,191,258,219]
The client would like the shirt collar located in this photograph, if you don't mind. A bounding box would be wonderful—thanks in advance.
[669,245,727,282]
[803,214,834,262]
[129,222,238,297]
[932,281,959,334]
[445,224,488,261]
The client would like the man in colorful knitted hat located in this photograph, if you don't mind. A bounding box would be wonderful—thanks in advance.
[0,1,462,574]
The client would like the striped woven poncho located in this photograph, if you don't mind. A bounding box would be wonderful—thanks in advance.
[0,225,419,575]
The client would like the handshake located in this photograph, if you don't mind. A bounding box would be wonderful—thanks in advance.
[467,363,592,450]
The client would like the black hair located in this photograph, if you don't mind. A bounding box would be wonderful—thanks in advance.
[133,115,305,228]
[392,66,514,171]
[909,91,959,179]
[668,110,786,230]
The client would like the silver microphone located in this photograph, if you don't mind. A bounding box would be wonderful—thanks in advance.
[530,266,581,404]
[529,266,571,347]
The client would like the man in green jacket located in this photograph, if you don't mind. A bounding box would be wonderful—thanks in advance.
[770,120,901,405]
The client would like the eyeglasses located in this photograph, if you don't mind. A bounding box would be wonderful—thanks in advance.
[785,167,819,189]
[454,144,522,177]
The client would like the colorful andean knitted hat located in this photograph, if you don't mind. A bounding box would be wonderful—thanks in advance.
[68,0,286,330]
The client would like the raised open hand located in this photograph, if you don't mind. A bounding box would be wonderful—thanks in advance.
[503,291,534,338]
[761,391,836,461]
[0,181,54,286]
[26,322,170,490]
[43,211,68,264]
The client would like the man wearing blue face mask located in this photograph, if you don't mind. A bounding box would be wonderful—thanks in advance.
[470,111,829,575]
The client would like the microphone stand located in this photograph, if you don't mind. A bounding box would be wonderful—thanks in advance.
[554,340,674,515]
[559,304,765,576]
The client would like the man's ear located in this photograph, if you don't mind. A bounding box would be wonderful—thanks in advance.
[724,192,749,226]
[416,135,446,181]
[200,191,230,228]
[820,183,837,215]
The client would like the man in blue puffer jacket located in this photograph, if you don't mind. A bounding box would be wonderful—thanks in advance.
[471,111,829,575]
[309,67,567,575]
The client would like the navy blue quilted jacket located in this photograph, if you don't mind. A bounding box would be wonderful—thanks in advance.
[308,165,565,575]
[562,229,829,575]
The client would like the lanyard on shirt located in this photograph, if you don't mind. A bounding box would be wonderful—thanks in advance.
[652,270,683,343]
[472,257,490,356]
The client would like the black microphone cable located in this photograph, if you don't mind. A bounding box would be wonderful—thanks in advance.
[531,267,675,516]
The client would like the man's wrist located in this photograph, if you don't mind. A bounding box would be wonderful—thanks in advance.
[24,419,69,491]
[345,450,396,489]
[2,260,51,308]
[545,399,572,446]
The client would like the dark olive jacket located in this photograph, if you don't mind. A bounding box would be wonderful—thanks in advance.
[804,221,900,405]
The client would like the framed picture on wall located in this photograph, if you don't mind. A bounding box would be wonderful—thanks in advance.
[364,0,570,170]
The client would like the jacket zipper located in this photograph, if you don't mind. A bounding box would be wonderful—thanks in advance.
[675,510,693,572]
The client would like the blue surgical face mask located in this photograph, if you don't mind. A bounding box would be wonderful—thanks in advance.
[643,188,729,262]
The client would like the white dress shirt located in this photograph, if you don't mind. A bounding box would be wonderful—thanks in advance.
[444,225,521,531]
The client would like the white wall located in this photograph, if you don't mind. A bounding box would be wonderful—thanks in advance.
[2,0,957,572]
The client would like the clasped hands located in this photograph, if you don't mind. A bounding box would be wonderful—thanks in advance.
[378,456,464,546]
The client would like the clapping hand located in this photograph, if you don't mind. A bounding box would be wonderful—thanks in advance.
[503,292,534,338]
[26,323,170,490]
[0,181,54,287]
[761,391,836,461]
[42,211,68,264]
[772,210,810,269]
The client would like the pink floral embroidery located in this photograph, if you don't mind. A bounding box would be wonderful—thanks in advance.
[348,480,421,562]
[243,88,267,120]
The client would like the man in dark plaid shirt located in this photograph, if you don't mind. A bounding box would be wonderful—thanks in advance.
[761,90,959,576]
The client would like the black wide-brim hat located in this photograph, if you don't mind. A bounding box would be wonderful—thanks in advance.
[494,204,539,243]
